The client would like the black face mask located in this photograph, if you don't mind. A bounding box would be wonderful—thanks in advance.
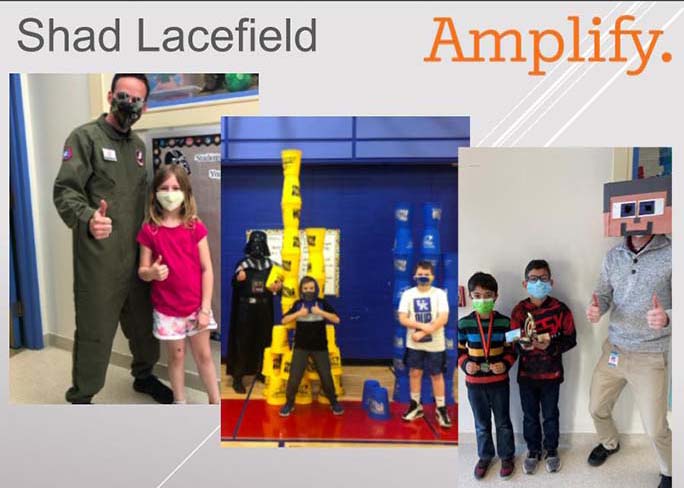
[302,292,317,302]
[111,91,144,131]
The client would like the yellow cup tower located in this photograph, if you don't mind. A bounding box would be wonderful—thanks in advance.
[261,149,344,406]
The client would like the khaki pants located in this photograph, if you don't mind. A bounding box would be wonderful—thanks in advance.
[589,339,671,476]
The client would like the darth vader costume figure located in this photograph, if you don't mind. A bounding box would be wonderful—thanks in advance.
[226,231,278,393]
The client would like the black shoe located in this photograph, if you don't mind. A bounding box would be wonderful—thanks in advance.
[256,374,266,384]
[401,400,424,421]
[474,458,492,480]
[232,377,246,394]
[587,443,620,467]
[133,376,173,404]
[500,458,515,479]
[658,475,672,488]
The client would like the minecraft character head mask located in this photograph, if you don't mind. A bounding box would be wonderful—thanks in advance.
[603,176,671,237]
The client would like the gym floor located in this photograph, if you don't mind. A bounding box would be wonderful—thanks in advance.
[220,365,458,448]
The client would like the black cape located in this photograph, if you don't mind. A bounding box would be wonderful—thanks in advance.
[226,258,275,377]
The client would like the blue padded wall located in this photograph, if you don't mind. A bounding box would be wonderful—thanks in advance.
[221,164,458,360]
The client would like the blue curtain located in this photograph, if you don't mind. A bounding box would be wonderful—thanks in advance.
[9,73,44,349]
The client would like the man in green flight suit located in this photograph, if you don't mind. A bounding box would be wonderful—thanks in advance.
[54,73,173,404]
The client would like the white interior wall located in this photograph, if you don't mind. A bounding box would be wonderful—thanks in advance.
[458,147,648,435]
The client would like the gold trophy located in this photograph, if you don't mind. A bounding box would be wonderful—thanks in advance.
[519,312,550,347]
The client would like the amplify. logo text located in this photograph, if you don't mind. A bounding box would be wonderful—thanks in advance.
[424,15,672,76]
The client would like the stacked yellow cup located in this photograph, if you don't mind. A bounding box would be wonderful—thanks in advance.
[262,325,292,405]
[305,228,327,299]
[280,149,303,320]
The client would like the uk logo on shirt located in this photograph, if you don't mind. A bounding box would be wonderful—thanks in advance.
[413,298,432,324]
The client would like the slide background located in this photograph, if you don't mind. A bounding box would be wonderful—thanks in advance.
[1,2,683,487]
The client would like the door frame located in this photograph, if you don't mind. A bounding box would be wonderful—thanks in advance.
[9,73,44,349]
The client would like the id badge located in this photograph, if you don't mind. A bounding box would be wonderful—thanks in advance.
[102,148,117,162]
[608,350,619,368]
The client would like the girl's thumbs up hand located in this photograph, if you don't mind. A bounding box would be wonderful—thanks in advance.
[151,255,169,281]
[647,293,669,329]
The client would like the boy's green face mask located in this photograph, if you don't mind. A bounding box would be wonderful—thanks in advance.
[472,298,495,315]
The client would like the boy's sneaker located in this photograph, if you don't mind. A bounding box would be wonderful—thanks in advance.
[279,403,295,417]
[473,458,492,480]
[545,449,562,473]
[587,443,620,467]
[331,402,345,415]
[522,451,541,475]
[401,400,424,421]
[436,406,452,428]
[500,458,515,479]
[658,475,672,488]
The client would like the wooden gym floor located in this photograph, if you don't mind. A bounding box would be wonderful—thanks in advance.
[220,365,458,447]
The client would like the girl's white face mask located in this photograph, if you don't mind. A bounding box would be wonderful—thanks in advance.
[156,190,184,212]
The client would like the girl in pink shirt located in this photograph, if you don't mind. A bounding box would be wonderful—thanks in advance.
[137,164,219,404]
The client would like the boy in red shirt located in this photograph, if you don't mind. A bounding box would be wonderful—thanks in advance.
[510,260,576,475]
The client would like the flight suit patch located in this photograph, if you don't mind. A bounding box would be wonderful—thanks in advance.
[63,147,73,161]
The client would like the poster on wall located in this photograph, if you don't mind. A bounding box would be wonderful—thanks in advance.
[146,73,259,108]
[152,134,222,329]
[246,229,340,296]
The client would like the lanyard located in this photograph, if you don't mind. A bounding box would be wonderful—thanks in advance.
[475,312,494,360]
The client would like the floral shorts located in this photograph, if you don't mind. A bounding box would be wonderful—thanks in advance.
[153,308,218,340]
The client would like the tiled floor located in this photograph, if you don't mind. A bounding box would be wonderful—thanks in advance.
[9,346,210,404]
[457,434,663,487]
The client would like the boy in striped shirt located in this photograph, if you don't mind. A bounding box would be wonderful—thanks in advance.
[459,272,516,480]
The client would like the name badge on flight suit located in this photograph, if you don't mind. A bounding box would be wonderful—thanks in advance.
[102,148,117,162]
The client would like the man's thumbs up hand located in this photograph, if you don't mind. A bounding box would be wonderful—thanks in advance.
[586,292,601,324]
[647,293,669,329]
[89,199,112,240]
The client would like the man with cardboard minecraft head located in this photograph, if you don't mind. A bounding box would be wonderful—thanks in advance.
[586,176,672,488]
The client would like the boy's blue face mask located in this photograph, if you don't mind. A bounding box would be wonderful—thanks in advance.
[415,276,431,285]
[527,280,552,299]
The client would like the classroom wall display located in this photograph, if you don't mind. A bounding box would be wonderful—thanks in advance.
[147,73,259,108]
[633,147,672,179]
[88,74,260,131]
[152,133,222,325]
[246,229,340,296]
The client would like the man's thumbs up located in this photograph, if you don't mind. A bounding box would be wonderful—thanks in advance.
[647,293,669,329]
[586,292,601,324]
[89,199,112,240]
[151,254,169,281]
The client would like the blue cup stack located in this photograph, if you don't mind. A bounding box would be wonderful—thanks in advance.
[392,203,412,403]
[443,251,458,405]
